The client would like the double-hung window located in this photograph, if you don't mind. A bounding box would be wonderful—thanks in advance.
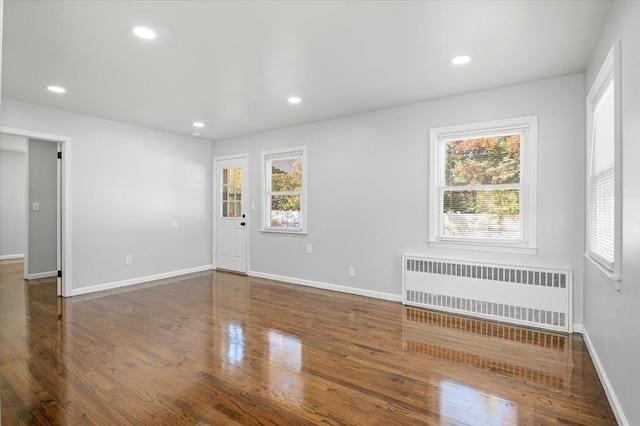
[429,116,537,253]
[261,146,308,233]
[587,43,621,285]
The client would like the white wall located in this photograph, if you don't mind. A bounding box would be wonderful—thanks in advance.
[1,98,213,294]
[0,0,3,112]
[212,73,586,322]
[27,139,58,275]
[583,2,640,425]
[0,136,26,258]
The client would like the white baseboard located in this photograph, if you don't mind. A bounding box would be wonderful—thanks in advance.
[582,326,629,426]
[573,323,583,333]
[247,270,402,302]
[0,254,24,260]
[26,270,57,279]
[70,265,213,296]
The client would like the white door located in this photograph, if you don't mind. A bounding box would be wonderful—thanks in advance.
[214,155,248,273]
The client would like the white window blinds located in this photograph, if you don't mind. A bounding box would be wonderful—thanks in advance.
[589,79,615,271]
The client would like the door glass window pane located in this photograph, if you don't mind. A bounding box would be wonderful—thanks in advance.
[221,168,242,218]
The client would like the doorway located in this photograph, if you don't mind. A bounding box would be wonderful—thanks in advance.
[0,127,73,297]
[213,154,249,274]
[25,139,60,285]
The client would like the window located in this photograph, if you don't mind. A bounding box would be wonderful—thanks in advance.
[261,146,307,233]
[587,43,621,285]
[221,168,242,218]
[429,116,537,253]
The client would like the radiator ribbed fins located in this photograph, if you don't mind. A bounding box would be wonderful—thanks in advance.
[402,256,572,332]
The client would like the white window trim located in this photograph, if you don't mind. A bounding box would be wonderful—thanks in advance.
[428,116,538,254]
[261,146,308,234]
[585,41,622,289]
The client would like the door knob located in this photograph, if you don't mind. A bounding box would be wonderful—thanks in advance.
[240,222,246,226]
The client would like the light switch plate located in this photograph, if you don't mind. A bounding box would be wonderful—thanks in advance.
[32,202,40,211]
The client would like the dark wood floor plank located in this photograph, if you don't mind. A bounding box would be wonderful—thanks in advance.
[1,260,616,425]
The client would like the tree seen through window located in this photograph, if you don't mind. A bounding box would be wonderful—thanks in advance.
[442,135,521,239]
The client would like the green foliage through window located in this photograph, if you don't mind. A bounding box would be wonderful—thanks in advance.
[267,156,303,228]
[221,168,242,218]
[445,135,520,186]
[441,134,521,240]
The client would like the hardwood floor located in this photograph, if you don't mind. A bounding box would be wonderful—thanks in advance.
[1,260,616,425]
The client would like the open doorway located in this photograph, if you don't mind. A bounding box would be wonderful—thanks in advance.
[1,134,60,294]
[25,139,61,282]
[0,127,72,297]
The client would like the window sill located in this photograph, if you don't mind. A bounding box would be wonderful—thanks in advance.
[583,253,621,290]
[261,228,308,235]
[428,240,537,255]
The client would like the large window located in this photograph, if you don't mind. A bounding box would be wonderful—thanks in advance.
[429,116,537,253]
[587,43,621,285]
[261,146,307,233]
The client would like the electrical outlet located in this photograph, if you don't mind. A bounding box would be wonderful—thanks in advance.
[125,255,133,265]
[306,244,312,254]
[348,266,355,277]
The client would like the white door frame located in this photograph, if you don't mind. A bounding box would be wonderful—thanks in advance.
[1,126,73,297]
[212,153,249,272]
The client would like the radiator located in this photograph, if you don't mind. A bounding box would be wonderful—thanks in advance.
[402,256,573,333]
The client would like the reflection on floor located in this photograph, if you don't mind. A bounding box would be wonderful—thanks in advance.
[440,380,518,426]
[0,260,616,425]
[404,308,571,388]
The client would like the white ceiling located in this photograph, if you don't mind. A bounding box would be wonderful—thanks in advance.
[2,1,611,141]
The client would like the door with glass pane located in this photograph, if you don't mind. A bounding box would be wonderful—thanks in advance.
[215,155,248,273]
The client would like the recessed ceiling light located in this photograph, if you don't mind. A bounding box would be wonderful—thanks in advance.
[287,96,301,104]
[192,132,201,137]
[46,86,66,94]
[132,26,157,40]
[193,122,205,128]
[451,54,472,65]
